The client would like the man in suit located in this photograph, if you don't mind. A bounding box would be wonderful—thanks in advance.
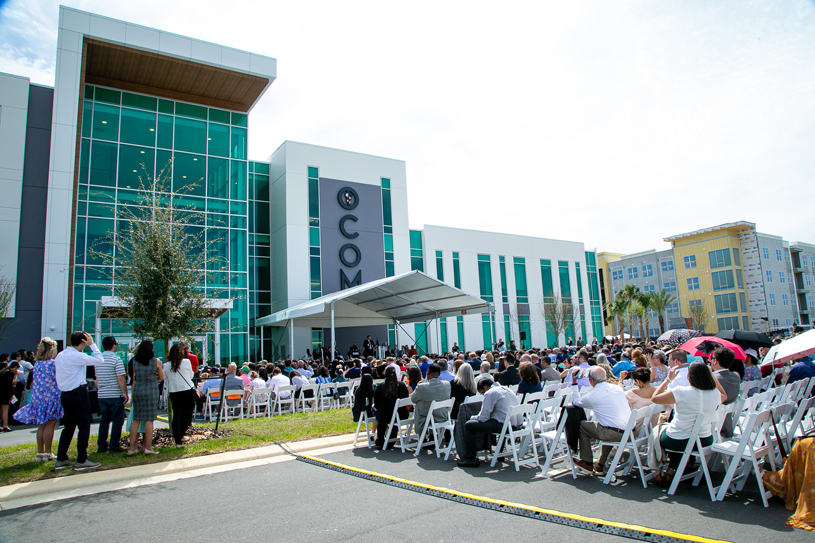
[710,346,740,438]
[710,346,740,405]
[363,336,374,358]
[539,355,561,384]
[498,353,521,386]
[410,363,451,437]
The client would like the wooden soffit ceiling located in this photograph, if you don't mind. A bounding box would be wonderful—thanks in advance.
[82,38,269,113]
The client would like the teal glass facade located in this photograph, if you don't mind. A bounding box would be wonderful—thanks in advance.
[73,85,253,365]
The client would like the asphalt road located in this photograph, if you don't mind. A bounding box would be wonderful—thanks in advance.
[0,446,808,543]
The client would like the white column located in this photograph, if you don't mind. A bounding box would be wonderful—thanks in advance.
[330,301,336,361]
[214,316,221,366]
[435,313,442,354]
[260,326,264,361]
[95,301,101,346]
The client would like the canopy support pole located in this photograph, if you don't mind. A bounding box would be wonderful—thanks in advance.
[489,303,495,350]
[260,326,264,361]
[435,312,442,355]
[330,301,336,362]
[289,319,295,359]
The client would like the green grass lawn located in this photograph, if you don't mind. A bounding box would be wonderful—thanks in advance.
[0,409,356,487]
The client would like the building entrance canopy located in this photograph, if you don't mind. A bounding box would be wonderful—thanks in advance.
[256,271,490,358]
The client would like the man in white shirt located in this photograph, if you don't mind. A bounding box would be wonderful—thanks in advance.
[458,378,521,467]
[667,349,691,390]
[571,366,631,475]
[437,359,455,382]
[269,368,292,399]
[54,331,104,471]
[386,357,402,379]
[479,361,494,383]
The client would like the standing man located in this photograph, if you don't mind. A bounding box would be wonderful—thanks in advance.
[96,337,128,453]
[363,335,374,358]
[54,331,104,470]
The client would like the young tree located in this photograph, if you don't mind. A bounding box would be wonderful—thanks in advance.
[689,299,712,333]
[649,288,677,335]
[89,161,232,360]
[631,301,645,340]
[0,271,16,344]
[541,293,574,347]
[639,292,653,339]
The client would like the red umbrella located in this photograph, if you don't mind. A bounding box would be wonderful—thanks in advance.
[677,336,747,360]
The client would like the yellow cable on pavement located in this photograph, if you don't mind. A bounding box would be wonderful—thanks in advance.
[297,454,731,543]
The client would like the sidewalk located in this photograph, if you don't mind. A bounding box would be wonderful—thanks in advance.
[0,433,356,511]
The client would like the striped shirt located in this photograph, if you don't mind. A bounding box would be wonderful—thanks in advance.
[97,351,126,399]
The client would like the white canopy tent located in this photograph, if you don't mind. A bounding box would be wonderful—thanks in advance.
[256,270,491,359]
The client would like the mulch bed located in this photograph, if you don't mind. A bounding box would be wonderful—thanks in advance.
[118,426,233,449]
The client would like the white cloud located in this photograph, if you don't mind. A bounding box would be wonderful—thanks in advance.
[1,0,814,253]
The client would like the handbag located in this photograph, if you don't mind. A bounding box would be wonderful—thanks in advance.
[179,371,203,398]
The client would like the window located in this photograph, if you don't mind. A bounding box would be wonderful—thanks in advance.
[732,248,741,266]
[648,309,657,318]
[435,250,444,281]
[776,249,782,261]
[806,275,811,287]
[763,247,769,260]
[668,302,679,314]
[736,268,744,289]
[410,230,424,272]
[786,318,792,327]
[808,295,813,308]
[684,255,696,269]
[661,260,674,272]
[739,292,747,312]
[779,271,786,284]
[643,284,655,294]
[628,267,638,280]
[772,318,779,328]
[769,293,776,306]
[453,252,461,289]
[711,270,735,291]
[782,293,789,306]
[689,299,702,312]
[642,264,653,277]
[717,317,740,331]
[498,256,508,303]
[477,254,493,302]
[514,257,528,304]
[766,270,773,283]
[664,281,677,293]
[714,293,738,314]
[709,249,732,269]
[612,269,623,281]
[742,316,750,331]
[687,277,700,290]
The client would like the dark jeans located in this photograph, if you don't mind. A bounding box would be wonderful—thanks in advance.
[97,397,125,452]
[57,386,91,463]
[169,389,196,445]
[460,418,503,461]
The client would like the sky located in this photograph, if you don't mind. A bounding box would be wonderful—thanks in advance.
[2,0,814,254]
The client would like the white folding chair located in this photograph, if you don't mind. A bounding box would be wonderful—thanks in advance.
[539,397,578,479]
[297,384,320,413]
[353,409,375,448]
[783,396,815,448]
[317,383,336,411]
[664,409,720,501]
[508,384,519,393]
[335,381,355,409]
[490,403,539,471]
[543,382,561,396]
[413,399,455,458]
[272,385,296,415]
[712,408,775,507]
[600,406,652,488]
[383,397,415,452]
[802,377,815,400]
[220,388,245,421]
[246,387,272,418]
[205,388,221,421]
[464,394,484,404]
[759,375,772,393]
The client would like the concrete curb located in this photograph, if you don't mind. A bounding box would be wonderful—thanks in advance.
[0,433,357,506]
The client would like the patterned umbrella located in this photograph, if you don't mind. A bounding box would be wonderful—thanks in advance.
[657,329,702,346]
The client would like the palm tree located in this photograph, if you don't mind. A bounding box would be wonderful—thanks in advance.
[605,296,628,343]
[649,288,677,335]
[639,292,653,339]
[620,285,641,339]
[631,301,645,340]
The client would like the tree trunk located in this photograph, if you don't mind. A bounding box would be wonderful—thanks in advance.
[627,314,633,342]
[639,317,645,341]
[658,315,665,335]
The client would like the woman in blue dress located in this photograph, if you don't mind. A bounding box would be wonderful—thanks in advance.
[13,338,63,461]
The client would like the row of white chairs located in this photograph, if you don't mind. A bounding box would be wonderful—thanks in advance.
[203,380,360,421]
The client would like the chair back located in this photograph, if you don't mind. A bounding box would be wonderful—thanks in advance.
[522,391,547,405]
[463,394,484,404]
